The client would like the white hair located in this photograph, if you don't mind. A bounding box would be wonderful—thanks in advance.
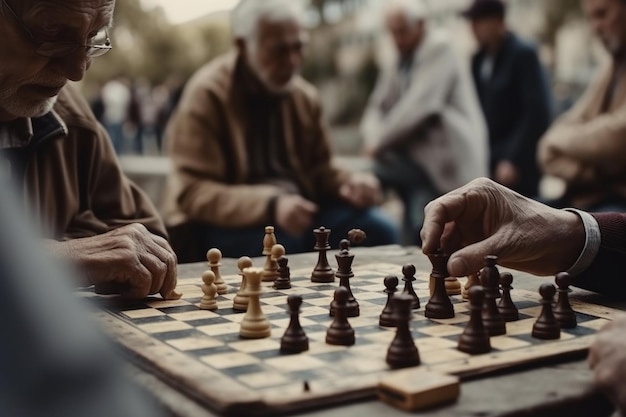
[232,0,306,40]
[385,0,428,25]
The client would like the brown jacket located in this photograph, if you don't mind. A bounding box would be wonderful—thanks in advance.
[538,61,626,207]
[2,85,166,240]
[162,53,349,228]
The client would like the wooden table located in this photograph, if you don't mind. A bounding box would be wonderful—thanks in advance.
[118,245,618,417]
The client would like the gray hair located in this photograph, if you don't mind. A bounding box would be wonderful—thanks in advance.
[385,0,428,25]
[232,0,306,40]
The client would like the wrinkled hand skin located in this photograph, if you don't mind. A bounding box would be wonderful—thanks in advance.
[588,315,626,415]
[49,224,181,300]
[420,177,585,277]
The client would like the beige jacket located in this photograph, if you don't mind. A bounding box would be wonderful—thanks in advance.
[538,61,626,207]
[162,53,349,228]
[360,30,488,193]
[3,85,166,240]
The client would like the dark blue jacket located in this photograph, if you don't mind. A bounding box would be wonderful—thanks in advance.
[472,32,552,197]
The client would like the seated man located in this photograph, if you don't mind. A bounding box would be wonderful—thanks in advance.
[163,0,399,261]
[538,0,626,212]
[360,0,488,245]
[0,0,178,299]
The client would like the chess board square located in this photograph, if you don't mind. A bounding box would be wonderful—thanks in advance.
[168,310,219,322]
[417,324,464,337]
[265,354,327,372]
[230,338,280,353]
[361,329,395,345]
[138,320,193,334]
[577,318,611,331]
[420,348,470,364]
[414,336,458,352]
[270,316,318,329]
[303,296,333,307]
[503,318,535,335]
[175,284,202,295]
[202,352,260,369]
[490,336,532,350]
[159,305,201,314]
[121,308,166,319]
[428,314,470,326]
[146,299,190,308]
[166,336,225,351]
[197,322,241,336]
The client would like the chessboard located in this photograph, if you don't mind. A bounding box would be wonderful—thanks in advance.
[82,255,619,417]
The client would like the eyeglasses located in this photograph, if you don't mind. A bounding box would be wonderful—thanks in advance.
[0,0,112,58]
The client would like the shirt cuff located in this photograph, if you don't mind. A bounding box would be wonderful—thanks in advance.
[563,208,601,276]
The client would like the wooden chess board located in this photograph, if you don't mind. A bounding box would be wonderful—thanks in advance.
[81,260,619,417]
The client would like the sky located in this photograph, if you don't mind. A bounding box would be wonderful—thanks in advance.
[140,0,241,24]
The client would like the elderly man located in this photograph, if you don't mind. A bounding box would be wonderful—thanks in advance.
[464,0,552,198]
[360,0,488,245]
[0,0,178,299]
[538,0,626,213]
[163,0,399,261]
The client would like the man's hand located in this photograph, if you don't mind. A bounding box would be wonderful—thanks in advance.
[340,172,382,209]
[275,194,318,236]
[588,315,626,415]
[420,177,585,277]
[48,224,180,300]
[494,160,519,188]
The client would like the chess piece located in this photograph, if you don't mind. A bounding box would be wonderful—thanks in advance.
[280,294,309,354]
[457,286,491,355]
[445,277,462,296]
[480,256,506,336]
[330,239,359,317]
[269,243,286,284]
[553,272,577,329]
[497,272,519,322]
[386,294,420,369]
[379,275,399,327]
[425,250,454,319]
[532,283,561,340]
[401,264,420,310]
[239,267,271,339]
[326,287,355,346]
[274,255,292,290]
[207,248,228,295]
[199,270,218,310]
[311,226,335,283]
[463,273,481,301]
[233,256,253,312]
[347,228,367,245]
[262,227,279,282]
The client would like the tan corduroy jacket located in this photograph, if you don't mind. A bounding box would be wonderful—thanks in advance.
[538,60,626,207]
[162,53,350,228]
[3,84,166,240]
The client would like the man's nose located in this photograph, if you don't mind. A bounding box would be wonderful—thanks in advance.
[51,51,90,82]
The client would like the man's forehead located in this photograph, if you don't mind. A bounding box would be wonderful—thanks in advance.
[23,0,114,18]
[257,18,303,40]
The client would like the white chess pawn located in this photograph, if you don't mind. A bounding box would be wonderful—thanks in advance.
[199,270,218,310]
[207,248,228,294]
[233,256,253,312]
[262,226,279,282]
[240,267,271,338]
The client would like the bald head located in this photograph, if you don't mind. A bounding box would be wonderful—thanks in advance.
[385,0,427,58]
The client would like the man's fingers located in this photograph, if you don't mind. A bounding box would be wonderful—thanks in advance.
[421,193,467,254]
[139,252,166,295]
[121,264,153,299]
[446,235,503,277]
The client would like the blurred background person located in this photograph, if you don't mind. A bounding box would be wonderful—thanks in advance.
[101,75,131,154]
[464,0,552,199]
[162,0,399,261]
[538,0,626,213]
[360,0,488,245]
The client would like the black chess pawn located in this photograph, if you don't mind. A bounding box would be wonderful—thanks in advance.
[280,294,309,354]
[425,250,454,319]
[331,239,359,317]
[532,283,561,340]
[326,287,355,346]
[553,272,577,329]
[480,256,506,336]
[386,294,420,369]
[379,275,399,327]
[497,272,519,322]
[401,264,420,310]
[458,286,491,355]
[311,226,335,283]
[274,256,292,290]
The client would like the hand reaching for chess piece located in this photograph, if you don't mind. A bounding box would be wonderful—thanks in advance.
[420,178,584,277]
[588,315,626,415]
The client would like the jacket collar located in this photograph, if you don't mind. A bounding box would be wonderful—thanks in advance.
[0,109,67,151]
